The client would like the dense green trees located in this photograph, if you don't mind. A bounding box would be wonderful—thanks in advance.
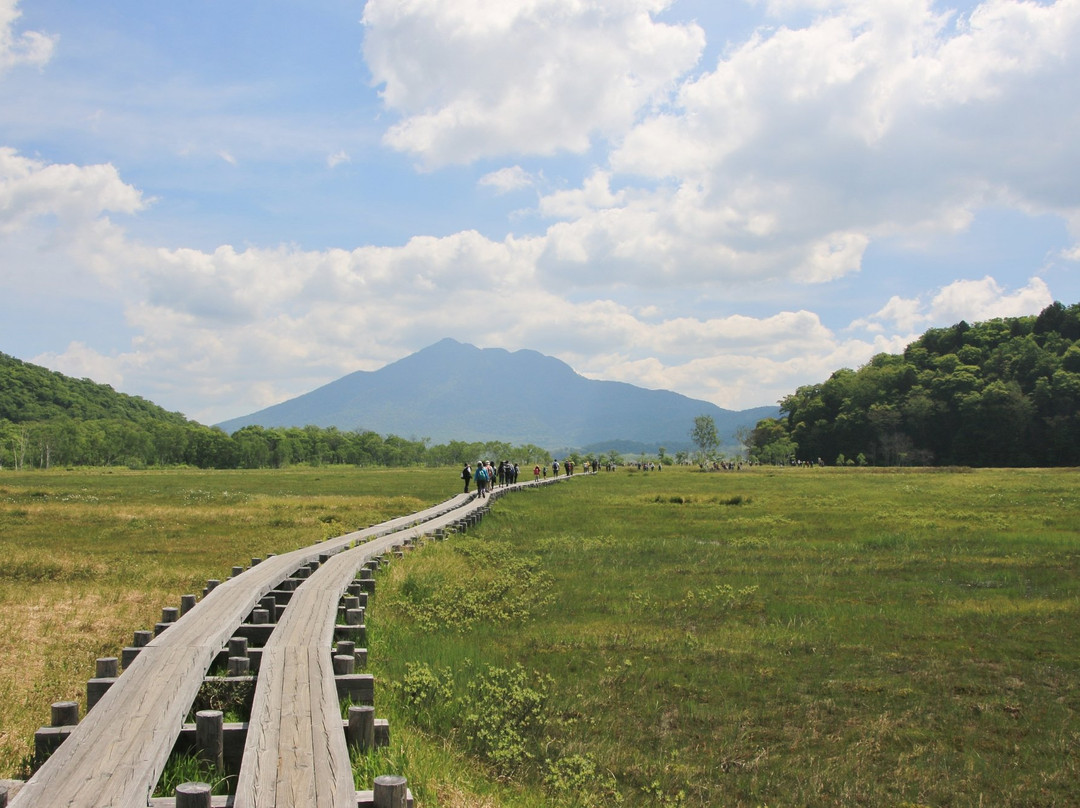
[0,352,551,470]
[751,301,1080,466]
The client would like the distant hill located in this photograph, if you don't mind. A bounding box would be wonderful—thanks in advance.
[217,339,778,451]
[757,301,1080,467]
[0,351,187,426]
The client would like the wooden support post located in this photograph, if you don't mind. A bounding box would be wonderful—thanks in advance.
[87,667,117,710]
[95,657,118,678]
[333,654,355,675]
[162,606,179,623]
[347,705,375,752]
[346,608,364,626]
[373,775,408,808]
[227,656,250,677]
[51,700,79,727]
[180,594,197,615]
[195,710,224,771]
[251,608,269,624]
[133,629,153,647]
[228,636,248,658]
[251,557,262,566]
[175,781,212,808]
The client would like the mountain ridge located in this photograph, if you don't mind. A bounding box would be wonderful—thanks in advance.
[217,339,777,451]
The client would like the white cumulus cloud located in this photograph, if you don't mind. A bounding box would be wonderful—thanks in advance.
[362,0,705,166]
[533,0,1080,288]
[851,276,1054,333]
[0,0,55,74]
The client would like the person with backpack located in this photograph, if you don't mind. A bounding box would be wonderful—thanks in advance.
[461,463,472,493]
[474,462,488,498]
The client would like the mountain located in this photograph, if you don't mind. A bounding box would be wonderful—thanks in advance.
[0,351,188,426]
[217,339,778,451]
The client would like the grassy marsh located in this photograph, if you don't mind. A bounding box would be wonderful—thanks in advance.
[1,465,1078,807]
[372,466,1080,807]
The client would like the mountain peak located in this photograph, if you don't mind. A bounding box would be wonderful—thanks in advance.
[217,341,776,450]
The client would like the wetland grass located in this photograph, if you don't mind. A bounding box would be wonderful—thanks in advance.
[371,466,1080,806]
[2,465,1077,806]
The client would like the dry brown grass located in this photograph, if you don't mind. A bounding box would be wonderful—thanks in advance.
[0,585,174,772]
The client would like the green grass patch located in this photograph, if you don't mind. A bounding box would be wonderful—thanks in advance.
[369,466,1080,807]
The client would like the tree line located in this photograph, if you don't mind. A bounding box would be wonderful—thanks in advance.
[747,301,1080,467]
[0,416,559,470]
[0,352,557,470]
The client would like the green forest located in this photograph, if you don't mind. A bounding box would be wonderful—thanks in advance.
[748,300,1080,467]
[0,352,551,470]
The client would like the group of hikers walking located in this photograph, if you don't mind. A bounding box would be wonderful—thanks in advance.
[461,457,588,497]
[461,460,520,496]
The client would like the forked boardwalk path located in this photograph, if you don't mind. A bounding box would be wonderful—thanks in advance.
[9,476,565,808]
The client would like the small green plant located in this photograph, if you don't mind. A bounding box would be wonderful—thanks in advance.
[719,494,750,506]
[394,662,454,710]
[543,753,623,805]
[461,663,553,773]
[153,751,231,797]
[382,540,553,632]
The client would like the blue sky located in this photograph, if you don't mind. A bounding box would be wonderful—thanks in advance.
[1,0,1077,425]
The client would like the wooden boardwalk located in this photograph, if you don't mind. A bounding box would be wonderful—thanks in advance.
[8,482,542,808]
[234,503,481,808]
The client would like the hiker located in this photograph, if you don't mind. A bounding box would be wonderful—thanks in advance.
[461,463,472,493]
[474,462,488,497]
[533,465,541,481]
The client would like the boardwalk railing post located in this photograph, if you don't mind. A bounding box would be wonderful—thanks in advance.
[195,710,224,772]
[228,636,248,658]
[34,700,80,763]
[333,654,356,676]
[347,705,375,751]
[51,701,79,727]
[175,781,212,808]
[373,774,408,808]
